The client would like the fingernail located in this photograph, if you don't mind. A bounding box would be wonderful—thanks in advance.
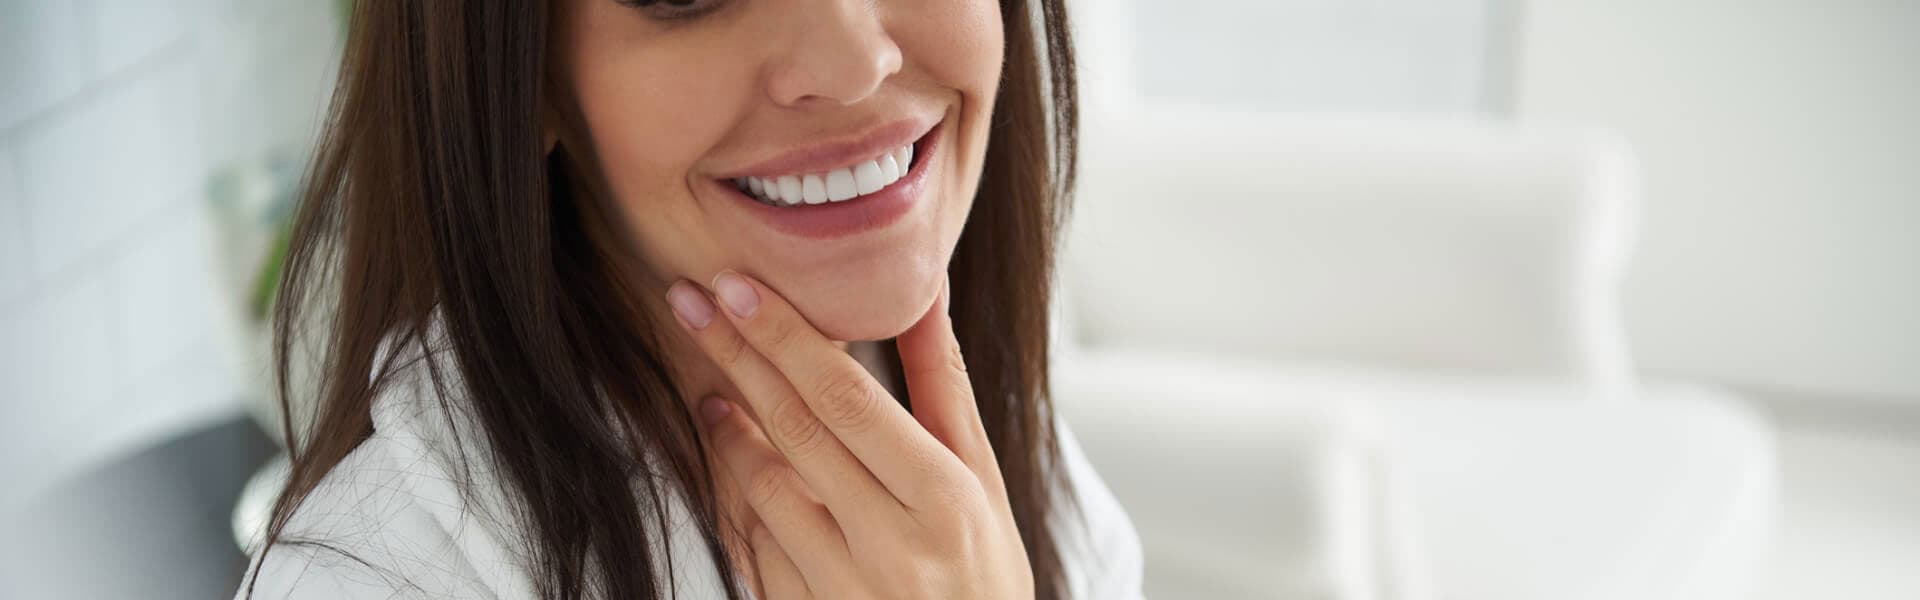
[712,271,759,318]
[700,396,733,426]
[666,281,714,329]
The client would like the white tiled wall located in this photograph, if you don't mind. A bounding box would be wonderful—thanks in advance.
[0,1,92,132]
[0,269,117,497]
[17,56,205,279]
[0,0,338,507]
[0,145,26,302]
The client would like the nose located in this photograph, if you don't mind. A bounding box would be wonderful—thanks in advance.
[764,0,903,108]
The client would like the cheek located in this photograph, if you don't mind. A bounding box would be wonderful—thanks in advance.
[898,1,1004,230]
[907,0,1003,62]
[567,44,756,279]
[902,1,1004,117]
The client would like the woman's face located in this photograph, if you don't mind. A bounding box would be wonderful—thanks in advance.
[554,0,1005,342]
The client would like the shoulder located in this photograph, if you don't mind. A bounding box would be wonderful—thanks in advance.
[237,443,497,598]
[1052,413,1149,599]
[238,431,529,598]
[237,336,541,599]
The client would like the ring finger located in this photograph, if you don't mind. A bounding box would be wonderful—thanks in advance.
[702,395,850,581]
[750,524,813,600]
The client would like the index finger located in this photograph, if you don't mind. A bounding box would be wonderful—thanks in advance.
[708,271,973,503]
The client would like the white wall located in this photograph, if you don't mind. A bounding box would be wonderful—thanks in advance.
[1121,0,1508,114]
[0,0,338,509]
[1515,1,1920,401]
[1101,0,1920,402]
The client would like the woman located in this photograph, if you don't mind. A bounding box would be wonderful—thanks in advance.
[238,0,1142,598]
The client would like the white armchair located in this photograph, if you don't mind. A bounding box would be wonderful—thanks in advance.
[1050,108,1776,600]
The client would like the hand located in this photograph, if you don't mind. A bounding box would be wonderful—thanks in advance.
[664,271,1034,599]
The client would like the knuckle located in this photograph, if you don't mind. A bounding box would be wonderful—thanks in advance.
[714,330,755,370]
[946,472,990,511]
[937,471,992,521]
[904,463,991,528]
[906,341,972,381]
[814,374,884,432]
[756,315,802,351]
[768,395,829,458]
[745,465,794,509]
[943,342,969,375]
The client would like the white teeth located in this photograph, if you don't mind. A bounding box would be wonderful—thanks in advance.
[734,141,917,207]
[825,168,857,201]
[777,175,802,204]
[801,174,827,204]
[853,159,886,195]
[752,177,775,203]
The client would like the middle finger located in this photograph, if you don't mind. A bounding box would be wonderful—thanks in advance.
[667,281,901,519]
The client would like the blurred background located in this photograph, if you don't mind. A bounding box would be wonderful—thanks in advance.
[0,1,1913,599]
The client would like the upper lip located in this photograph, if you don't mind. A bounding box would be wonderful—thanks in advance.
[714,116,938,180]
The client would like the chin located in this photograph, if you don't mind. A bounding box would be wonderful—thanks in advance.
[780,270,943,342]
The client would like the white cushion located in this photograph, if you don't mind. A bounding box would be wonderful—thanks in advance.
[1053,347,1431,600]
[1370,379,1775,600]
[1063,111,1638,388]
[1055,346,1773,600]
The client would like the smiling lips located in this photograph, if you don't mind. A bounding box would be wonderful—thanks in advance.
[716,118,943,241]
[732,141,916,207]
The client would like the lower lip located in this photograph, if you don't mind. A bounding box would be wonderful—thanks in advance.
[716,121,942,241]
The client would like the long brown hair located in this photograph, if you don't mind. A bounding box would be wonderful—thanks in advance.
[248,1,1079,598]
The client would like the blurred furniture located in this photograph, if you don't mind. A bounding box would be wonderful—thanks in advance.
[1050,108,1777,600]
[0,416,276,600]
